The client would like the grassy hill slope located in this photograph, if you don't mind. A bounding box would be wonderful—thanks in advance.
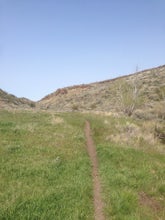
[38,65,165,118]
[0,89,35,109]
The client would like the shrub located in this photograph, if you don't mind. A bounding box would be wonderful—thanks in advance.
[154,125,165,144]
[30,102,36,108]
[72,104,79,111]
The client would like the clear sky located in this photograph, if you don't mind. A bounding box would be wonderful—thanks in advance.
[1,0,165,101]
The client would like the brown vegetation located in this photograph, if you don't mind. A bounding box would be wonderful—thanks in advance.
[37,65,165,120]
[0,89,35,109]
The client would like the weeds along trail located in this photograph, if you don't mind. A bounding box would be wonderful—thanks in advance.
[85,121,105,220]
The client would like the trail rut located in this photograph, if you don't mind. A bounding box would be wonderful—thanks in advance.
[85,121,105,220]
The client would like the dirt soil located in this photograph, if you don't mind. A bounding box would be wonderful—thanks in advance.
[139,191,162,212]
[85,121,105,220]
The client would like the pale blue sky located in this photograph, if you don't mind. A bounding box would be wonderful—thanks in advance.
[1,0,165,101]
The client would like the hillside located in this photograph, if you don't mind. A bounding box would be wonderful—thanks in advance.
[1,65,165,116]
[38,65,165,118]
[0,89,35,109]
[0,65,165,219]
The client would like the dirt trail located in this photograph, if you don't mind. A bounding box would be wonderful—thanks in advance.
[85,121,105,220]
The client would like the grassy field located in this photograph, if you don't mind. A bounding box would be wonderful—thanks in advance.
[0,110,165,219]
[0,110,93,220]
[89,114,165,219]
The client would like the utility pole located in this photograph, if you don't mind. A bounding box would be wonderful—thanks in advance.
[136,65,139,73]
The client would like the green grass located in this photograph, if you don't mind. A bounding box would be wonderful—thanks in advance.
[0,110,165,219]
[97,144,165,219]
[89,114,165,219]
[0,110,93,220]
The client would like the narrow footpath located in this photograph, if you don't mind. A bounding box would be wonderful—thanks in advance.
[85,121,105,220]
